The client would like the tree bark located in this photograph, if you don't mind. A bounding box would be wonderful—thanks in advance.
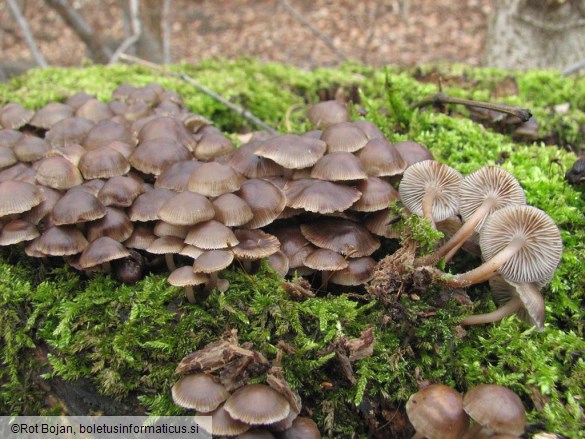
[135,0,164,64]
[483,0,585,70]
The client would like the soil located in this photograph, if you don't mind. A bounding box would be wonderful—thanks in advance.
[0,0,490,75]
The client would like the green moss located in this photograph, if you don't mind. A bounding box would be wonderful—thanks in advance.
[1,60,584,437]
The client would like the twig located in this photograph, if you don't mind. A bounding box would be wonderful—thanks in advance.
[117,54,278,134]
[412,92,532,122]
[45,0,112,64]
[563,60,585,76]
[109,0,141,64]
[6,0,48,68]
[161,0,172,64]
[277,0,348,62]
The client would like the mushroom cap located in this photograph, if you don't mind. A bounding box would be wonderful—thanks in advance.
[279,417,321,439]
[480,205,562,284]
[79,236,130,269]
[30,226,88,256]
[0,147,17,170]
[463,384,526,435]
[311,151,368,181]
[212,193,254,227]
[226,141,284,178]
[171,373,230,412]
[352,120,385,140]
[328,256,376,285]
[168,266,209,287]
[188,161,244,197]
[21,186,62,225]
[355,138,407,177]
[97,175,144,207]
[231,229,281,260]
[489,275,546,329]
[129,137,191,175]
[0,129,24,148]
[154,221,189,239]
[307,100,349,128]
[269,224,314,269]
[0,219,39,246]
[197,404,250,436]
[13,135,50,162]
[459,166,526,232]
[267,251,289,277]
[194,126,235,160]
[284,179,362,214]
[155,160,202,192]
[393,141,434,166]
[0,180,45,216]
[157,191,215,226]
[352,177,400,212]
[76,98,114,122]
[406,384,469,439]
[45,116,94,148]
[51,188,107,226]
[236,179,286,229]
[78,146,130,179]
[364,208,401,239]
[321,122,369,153]
[301,219,380,257]
[124,223,157,250]
[0,103,34,129]
[66,91,95,109]
[146,236,184,255]
[83,119,133,150]
[86,207,133,242]
[35,156,84,190]
[303,248,348,271]
[399,160,462,222]
[254,134,327,169]
[47,144,87,166]
[128,188,177,222]
[224,384,290,425]
[184,220,239,250]
[192,249,234,273]
[137,115,196,152]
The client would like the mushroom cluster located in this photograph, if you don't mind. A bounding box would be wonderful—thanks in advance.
[171,331,320,438]
[0,87,435,299]
[406,382,527,439]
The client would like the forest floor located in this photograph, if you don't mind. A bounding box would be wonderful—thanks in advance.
[0,0,490,74]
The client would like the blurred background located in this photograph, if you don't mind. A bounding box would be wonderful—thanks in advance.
[1,0,584,81]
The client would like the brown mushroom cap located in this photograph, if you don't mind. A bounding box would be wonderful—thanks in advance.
[0,129,24,148]
[188,161,244,196]
[30,102,74,129]
[352,120,385,140]
[406,384,469,439]
[51,188,107,226]
[137,115,196,152]
[79,236,130,269]
[21,186,62,225]
[307,100,349,128]
[129,137,191,175]
[168,266,209,288]
[83,119,133,150]
[393,141,434,166]
[194,126,235,160]
[171,373,230,412]
[0,180,45,216]
[97,175,144,207]
[321,122,369,153]
[0,103,34,129]
[78,146,130,179]
[267,250,289,277]
[124,223,157,250]
[157,191,215,226]
[128,188,177,222]
[236,179,286,229]
[328,256,376,285]
[154,221,189,239]
[311,151,368,181]
[301,219,380,257]
[184,220,239,249]
[0,147,17,170]
[86,207,133,242]
[480,205,562,284]
[212,193,254,227]
[0,219,39,246]
[352,177,400,212]
[463,384,526,436]
[76,98,114,122]
[284,179,362,214]
[13,135,50,162]
[193,249,234,274]
[355,138,407,177]
[279,417,321,439]
[303,248,348,271]
[45,116,94,148]
[364,208,401,239]
[231,229,281,260]
[155,160,202,192]
[225,140,284,178]
[269,224,314,269]
[30,226,88,256]
[196,404,251,437]
[35,156,84,190]
[254,134,327,169]
[399,160,462,223]
[224,384,290,426]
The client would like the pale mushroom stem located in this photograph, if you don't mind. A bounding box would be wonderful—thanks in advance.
[184,285,196,304]
[421,191,437,229]
[461,296,522,326]
[416,201,493,266]
[319,270,332,291]
[442,236,524,288]
[165,253,177,271]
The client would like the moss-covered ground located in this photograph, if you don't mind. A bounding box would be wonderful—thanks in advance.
[1,60,584,438]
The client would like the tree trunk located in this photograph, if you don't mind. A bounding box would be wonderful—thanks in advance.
[483,0,585,70]
[135,0,164,64]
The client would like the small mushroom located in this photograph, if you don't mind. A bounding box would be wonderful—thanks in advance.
[307,100,349,128]
[254,134,327,170]
[355,138,407,177]
[283,179,362,214]
[172,373,230,412]
[187,161,244,197]
[51,188,106,226]
[78,236,130,273]
[279,417,321,439]
[184,220,239,250]
[0,219,39,246]
[301,218,380,257]
[192,249,234,292]
[129,137,191,176]
[0,180,45,217]
[406,383,469,439]
[236,179,286,229]
[168,266,210,303]
[212,193,254,227]
[223,384,290,426]
[310,151,367,181]
[157,191,215,226]
[197,404,250,437]
[321,122,368,153]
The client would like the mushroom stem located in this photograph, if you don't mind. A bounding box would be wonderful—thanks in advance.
[416,201,493,266]
[441,237,525,288]
[164,253,177,271]
[462,423,483,439]
[411,432,425,439]
[184,285,196,304]
[461,296,522,326]
[421,190,437,229]
[319,270,332,291]
[103,261,112,274]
